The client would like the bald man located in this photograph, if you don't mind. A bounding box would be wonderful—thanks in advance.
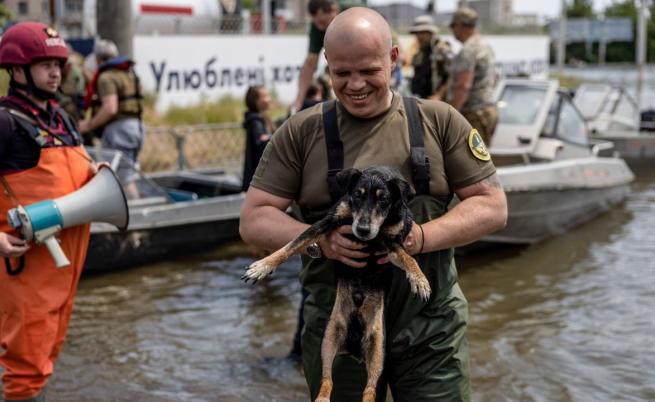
[240,8,506,401]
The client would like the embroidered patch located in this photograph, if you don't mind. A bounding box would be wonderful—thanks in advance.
[468,129,490,161]
[45,27,59,38]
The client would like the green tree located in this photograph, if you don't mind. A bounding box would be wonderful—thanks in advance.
[566,0,594,18]
[603,0,637,62]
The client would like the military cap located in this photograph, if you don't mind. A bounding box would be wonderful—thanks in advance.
[409,15,439,34]
[450,6,478,27]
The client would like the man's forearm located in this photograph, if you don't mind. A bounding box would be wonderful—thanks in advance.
[420,176,507,251]
[240,205,310,252]
[294,55,319,111]
[450,87,470,111]
[86,106,114,132]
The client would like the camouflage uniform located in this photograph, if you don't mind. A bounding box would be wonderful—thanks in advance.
[450,7,498,145]
[451,35,497,144]
[411,38,452,99]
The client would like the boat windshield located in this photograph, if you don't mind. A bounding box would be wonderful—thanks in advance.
[497,84,548,125]
[574,84,610,119]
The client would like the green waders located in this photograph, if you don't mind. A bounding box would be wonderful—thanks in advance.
[299,195,471,402]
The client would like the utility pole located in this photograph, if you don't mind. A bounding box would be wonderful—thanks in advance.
[557,0,567,74]
[262,0,271,34]
[636,0,648,112]
[96,0,134,58]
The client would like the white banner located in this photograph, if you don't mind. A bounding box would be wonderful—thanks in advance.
[134,34,550,112]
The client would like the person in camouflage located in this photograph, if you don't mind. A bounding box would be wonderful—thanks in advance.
[449,6,498,145]
[409,15,452,100]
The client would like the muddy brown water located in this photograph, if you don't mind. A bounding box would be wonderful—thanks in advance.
[2,172,654,402]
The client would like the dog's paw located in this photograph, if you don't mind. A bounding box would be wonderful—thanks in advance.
[241,259,277,283]
[407,273,431,301]
[314,398,330,402]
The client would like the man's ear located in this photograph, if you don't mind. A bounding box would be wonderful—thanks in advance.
[335,168,362,194]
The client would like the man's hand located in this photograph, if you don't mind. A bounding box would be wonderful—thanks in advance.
[0,232,30,258]
[87,161,111,176]
[318,225,369,268]
[376,221,423,264]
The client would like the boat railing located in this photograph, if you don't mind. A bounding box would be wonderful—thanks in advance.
[590,139,616,156]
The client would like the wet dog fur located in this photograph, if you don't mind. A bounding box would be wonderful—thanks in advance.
[242,166,431,402]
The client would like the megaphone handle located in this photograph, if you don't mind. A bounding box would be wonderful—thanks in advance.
[43,236,70,268]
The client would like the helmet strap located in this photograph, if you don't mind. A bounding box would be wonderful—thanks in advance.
[18,65,57,101]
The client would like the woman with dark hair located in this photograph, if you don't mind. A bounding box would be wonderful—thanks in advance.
[242,85,274,192]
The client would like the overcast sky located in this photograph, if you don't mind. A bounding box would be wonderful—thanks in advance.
[368,0,618,18]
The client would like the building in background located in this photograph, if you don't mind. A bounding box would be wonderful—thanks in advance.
[465,0,512,27]
[373,2,426,31]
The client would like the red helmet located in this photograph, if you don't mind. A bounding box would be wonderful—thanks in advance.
[0,22,68,68]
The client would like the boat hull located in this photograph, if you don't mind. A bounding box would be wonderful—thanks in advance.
[485,183,631,244]
[595,132,655,169]
[84,193,244,273]
[479,157,634,245]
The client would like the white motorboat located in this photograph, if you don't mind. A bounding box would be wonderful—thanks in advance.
[573,83,655,168]
[482,79,634,244]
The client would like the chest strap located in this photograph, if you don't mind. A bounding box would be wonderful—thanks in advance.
[0,106,82,147]
[321,96,431,202]
[322,100,343,202]
[403,96,431,196]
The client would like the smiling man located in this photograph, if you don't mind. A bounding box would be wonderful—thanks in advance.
[240,7,507,401]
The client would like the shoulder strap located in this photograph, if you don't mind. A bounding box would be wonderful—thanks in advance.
[53,105,83,145]
[321,98,432,199]
[403,96,431,195]
[322,100,343,202]
[0,106,49,147]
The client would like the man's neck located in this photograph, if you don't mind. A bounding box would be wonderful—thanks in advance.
[460,30,476,44]
[16,88,49,111]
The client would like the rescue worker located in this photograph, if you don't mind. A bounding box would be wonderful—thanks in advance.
[449,6,498,145]
[0,21,100,402]
[240,8,507,401]
[291,0,364,113]
[78,39,144,199]
[409,15,452,100]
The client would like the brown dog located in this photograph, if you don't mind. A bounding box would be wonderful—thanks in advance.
[242,166,431,402]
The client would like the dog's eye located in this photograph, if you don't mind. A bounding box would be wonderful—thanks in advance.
[378,194,390,205]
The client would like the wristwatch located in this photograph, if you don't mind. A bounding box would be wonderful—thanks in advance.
[306,242,322,259]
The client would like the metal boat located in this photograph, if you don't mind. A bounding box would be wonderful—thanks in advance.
[481,79,634,244]
[85,148,244,273]
[573,83,655,168]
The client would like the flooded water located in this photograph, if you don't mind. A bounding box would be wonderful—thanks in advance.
[13,170,648,401]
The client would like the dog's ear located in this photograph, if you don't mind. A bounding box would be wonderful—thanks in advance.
[389,177,415,204]
[336,168,362,194]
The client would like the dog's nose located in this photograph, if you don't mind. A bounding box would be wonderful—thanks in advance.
[356,226,371,237]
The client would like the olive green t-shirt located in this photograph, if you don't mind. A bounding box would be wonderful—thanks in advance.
[96,68,142,120]
[251,93,496,210]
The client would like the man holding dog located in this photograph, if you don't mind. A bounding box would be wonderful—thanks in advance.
[240,7,507,401]
[0,22,99,402]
